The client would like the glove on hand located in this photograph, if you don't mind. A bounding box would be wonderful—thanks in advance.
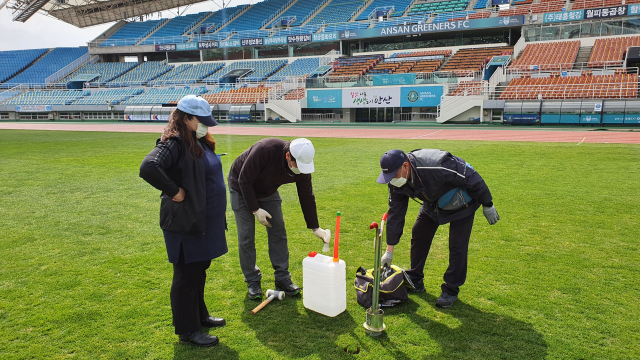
[381,251,393,267]
[313,228,331,253]
[483,205,500,225]
[254,208,272,228]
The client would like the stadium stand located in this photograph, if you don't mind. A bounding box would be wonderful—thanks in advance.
[499,72,639,100]
[268,0,325,27]
[497,0,563,16]
[369,58,444,74]
[224,0,289,32]
[473,0,490,9]
[106,61,174,86]
[450,80,484,95]
[392,50,452,57]
[121,86,208,105]
[272,25,322,37]
[148,63,226,85]
[72,88,144,105]
[373,16,425,28]
[433,11,475,22]
[5,47,88,86]
[141,12,209,45]
[56,62,139,86]
[440,46,513,75]
[510,41,580,71]
[195,5,245,34]
[202,85,271,104]
[588,36,640,67]
[322,22,369,32]
[409,0,470,15]
[203,60,287,83]
[572,0,640,10]
[0,48,49,84]
[267,57,321,82]
[284,87,305,100]
[306,0,367,25]
[329,55,383,77]
[100,20,166,47]
[3,90,89,105]
[356,0,414,20]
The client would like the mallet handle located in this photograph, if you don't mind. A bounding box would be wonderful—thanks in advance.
[251,295,274,314]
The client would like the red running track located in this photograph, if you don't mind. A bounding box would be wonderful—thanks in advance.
[1,123,639,144]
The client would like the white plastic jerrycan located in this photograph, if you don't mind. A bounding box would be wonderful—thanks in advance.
[303,252,346,317]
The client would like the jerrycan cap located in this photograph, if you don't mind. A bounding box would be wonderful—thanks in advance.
[308,251,318,257]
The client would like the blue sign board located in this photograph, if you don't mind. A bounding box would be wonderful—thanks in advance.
[543,10,584,23]
[338,16,523,41]
[308,89,342,108]
[176,42,198,51]
[625,114,640,123]
[373,74,416,86]
[630,4,640,15]
[580,114,601,124]
[602,114,624,124]
[264,36,287,46]
[220,39,241,48]
[504,114,540,124]
[400,86,444,107]
[312,32,338,42]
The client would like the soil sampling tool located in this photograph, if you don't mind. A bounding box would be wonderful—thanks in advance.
[251,289,285,314]
[363,212,388,337]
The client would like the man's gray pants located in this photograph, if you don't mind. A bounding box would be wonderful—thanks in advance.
[230,189,290,284]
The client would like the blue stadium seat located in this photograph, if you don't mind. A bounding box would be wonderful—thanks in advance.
[307,0,366,25]
[72,88,144,105]
[223,0,290,32]
[268,57,320,82]
[268,0,325,27]
[474,0,490,9]
[56,62,139,86]
[5,47,88,86]
[0,48,48,84]
[356,0,414,20]
[106,61,174,87]
[121,86,208,105]
[203,60,287,83]
[4,90,89,105]
[197,5,248,34]
[100,20,165,47]
[148,63,225,86]
[141,12,209,45]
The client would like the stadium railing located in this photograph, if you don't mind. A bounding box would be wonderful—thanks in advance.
[306,71,480,88]
[506,60,627,75]
[45,54,98,85]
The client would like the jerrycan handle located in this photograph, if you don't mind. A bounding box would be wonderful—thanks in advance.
[333,211,341,262]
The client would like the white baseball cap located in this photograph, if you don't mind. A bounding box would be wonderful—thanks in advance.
[290,138,315,174]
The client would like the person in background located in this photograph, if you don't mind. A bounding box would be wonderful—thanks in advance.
[140,95,227,347]
[228,138,331,300]
[377,149,499,308]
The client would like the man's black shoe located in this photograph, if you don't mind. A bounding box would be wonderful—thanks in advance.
[247,282,263,300]
[179,330,219,347]
[275,278,301,296]
[201,316,226,328]
[408,285,426,293]
[436,292,458,308]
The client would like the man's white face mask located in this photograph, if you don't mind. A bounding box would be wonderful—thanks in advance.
[389,167,407,187]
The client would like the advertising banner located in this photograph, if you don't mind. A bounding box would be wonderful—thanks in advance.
[14,105,51,112]
[155,44,176,51]
[264,36,287,45]
[338,16,523,41]
[241,38,264,47]
[400,86,444,107]
[624,114,640,123]
[220,39,241,48]
[630,4,640,15]
[307,89,342,108]
[312,32,339,42]
[372,74,416,86]
[287,34,312,44]
[584,5,627,19]
[504,114,540,124]
[342,88,401,108]
[543,10,584,23]
[176,42,198,51]
[198,41,219,50]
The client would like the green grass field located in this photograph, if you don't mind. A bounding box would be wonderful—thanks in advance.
[1,129,639,359]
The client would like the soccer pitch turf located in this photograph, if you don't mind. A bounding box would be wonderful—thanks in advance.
[0,129,638,359]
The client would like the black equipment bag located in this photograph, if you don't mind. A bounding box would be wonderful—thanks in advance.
[354,264,415,308]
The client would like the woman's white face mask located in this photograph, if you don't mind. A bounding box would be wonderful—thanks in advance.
[196,122,209,139]
[389,167,408,188]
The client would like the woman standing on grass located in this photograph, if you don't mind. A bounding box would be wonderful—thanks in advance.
[140,95,227,347]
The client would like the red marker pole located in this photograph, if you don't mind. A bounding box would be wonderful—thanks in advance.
[333,211,341,262]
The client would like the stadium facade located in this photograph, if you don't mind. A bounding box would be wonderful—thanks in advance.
[2,0,640,125]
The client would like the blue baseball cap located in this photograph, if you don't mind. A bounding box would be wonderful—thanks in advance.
[377,149,407,184]
[177,95,218,126]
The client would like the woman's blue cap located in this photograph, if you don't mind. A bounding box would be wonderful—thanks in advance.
[177,95,218,126]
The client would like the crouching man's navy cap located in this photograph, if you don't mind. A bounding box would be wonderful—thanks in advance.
[177,95,218,126]
[377,149,407,184]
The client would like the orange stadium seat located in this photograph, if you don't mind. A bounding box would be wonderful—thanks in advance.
[510,41,580,71]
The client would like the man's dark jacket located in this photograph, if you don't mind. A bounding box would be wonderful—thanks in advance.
[139,135,208,235]
[386,149,493,245]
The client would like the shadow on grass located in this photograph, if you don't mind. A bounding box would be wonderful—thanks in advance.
[379,293,548,359]
[241,295,360,358]
[173,340,240,359]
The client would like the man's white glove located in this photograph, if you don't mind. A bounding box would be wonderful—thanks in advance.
[254,208,272,228]
[381,251,393,267]
[483,205,500,225]
[313,228,331,253]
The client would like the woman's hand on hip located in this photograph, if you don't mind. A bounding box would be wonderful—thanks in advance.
[173,187,185,202]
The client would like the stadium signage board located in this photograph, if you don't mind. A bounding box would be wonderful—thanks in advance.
[584,5,627,19]
[220,40,241,48]
[287,34,312,44]
[543,10,584,23]
[156,44,176,51]
[177,42,198,51]
[241,38,264,47]
[14,105,51,112]
[372,74,416,86]
[307,89,343,108]
[337,16,524,40]
[343,87,401,108]
[630,4,640,15]
[400,86,444,107]
[264,36,288,45]
[198,41,219,49]
[312,32,338,42]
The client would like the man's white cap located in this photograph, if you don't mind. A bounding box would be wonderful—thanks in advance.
[290,138,315,174]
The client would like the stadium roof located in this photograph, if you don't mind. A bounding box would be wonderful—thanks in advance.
[6,0,209,28]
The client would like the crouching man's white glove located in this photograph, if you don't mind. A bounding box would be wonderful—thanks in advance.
[253,208,272,228]
[381,251,393,267]
[313,228,331,253]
